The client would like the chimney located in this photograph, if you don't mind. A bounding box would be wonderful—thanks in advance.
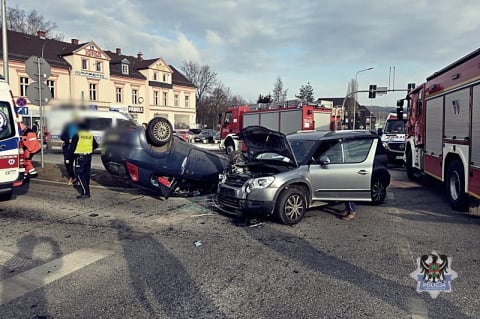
[137,52,143,60]
[71,38,79,45]
[116,48,122,55]
[37,30,46,39]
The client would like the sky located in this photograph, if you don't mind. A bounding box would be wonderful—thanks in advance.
[12,0,480,106]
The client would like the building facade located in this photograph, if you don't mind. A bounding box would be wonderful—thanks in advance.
[0,30,196,127]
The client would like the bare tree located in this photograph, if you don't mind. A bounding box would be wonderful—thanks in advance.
[272,77,288,103]
[181,61,218,123]
[4,5,63,40]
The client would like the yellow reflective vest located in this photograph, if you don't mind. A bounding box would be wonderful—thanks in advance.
[74,130,94,154]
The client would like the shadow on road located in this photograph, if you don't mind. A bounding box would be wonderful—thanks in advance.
[0,235,62,318]
[245,225,472,319]
[112,219,226,318]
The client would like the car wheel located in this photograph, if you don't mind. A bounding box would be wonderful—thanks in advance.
[146,118,173,147]
[370,175,387,205]
[225,140,235,155]
[275,187,307,225]
[446,160,469,211]
[0,191,13,201]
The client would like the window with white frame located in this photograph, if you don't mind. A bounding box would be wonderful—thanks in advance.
[20,77,29,96]
[116,87,122,103]
[185,95,189,108]
[122,64,129,75]
[174,94,179,107]
[47,80,55,98]
[153,91,159,105]
[96,61,102,72]
[82,59,88,70]
[132,89,138,104]
[162,92,168,106]
[89,83,97,101]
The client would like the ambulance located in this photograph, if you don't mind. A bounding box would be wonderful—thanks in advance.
[0,80,25,200]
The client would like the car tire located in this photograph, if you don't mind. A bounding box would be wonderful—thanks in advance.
[370,175,387,205]
[0,191,13,201]
[275,187,307,225]
[146,118,173,147]
[225,139,235,155]
[446,160,469,211]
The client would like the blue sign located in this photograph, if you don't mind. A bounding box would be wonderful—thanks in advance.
[15,106,29,115]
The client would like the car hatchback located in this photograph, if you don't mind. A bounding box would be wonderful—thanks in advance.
[215,126,390,224]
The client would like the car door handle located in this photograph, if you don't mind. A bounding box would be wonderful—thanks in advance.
[357,170,368,175]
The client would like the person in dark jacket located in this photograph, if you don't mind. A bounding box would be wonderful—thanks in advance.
[60,121,79,185]
[66,122,98,199]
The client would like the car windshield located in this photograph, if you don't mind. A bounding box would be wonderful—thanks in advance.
[287,138,316,164]
[384,119,405,134]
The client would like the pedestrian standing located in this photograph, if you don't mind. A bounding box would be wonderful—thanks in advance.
[340,201,356,220]
[60,121,79,185]
[19,122,41,178]
[31,120,39,133]
[67,121,98,199]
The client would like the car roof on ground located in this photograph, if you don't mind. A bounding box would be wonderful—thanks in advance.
[287,130,378,140]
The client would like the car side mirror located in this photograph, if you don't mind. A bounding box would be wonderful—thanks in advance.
[318,155,331,166]
[377,128,383,136]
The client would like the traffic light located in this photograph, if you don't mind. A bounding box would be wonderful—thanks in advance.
[407,83,415,93]
[368,85,377,99]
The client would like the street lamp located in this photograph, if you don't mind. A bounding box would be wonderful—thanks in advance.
[353,67,373,129]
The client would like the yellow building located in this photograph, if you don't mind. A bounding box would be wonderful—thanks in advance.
[0,30,196,127]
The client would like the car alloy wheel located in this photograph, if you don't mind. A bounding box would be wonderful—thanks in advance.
[371,177,386,205]
[275,187,307,224]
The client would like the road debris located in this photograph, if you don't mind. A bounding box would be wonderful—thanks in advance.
[194,240,202,247]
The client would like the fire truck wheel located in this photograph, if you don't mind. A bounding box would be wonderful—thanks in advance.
[405,148,422,181]
[225,140,235,155]
[0,191,13,201]
[446,160,469,211]
[146,117,173,147]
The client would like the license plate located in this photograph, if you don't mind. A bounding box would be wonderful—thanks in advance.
[0,169,18,180]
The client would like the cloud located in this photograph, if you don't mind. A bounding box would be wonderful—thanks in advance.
[205,30,222,46]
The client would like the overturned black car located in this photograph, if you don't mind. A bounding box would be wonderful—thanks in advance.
[101,118,229,198]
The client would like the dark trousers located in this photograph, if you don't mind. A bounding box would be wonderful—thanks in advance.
[63,144,75,179]
[75,154,92,196]
[345,201,356,212]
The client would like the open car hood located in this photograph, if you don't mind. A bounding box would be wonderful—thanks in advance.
[238,126,297,166]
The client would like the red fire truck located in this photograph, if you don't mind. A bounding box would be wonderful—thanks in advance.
[400,48,480,211]
[219,103,341,154]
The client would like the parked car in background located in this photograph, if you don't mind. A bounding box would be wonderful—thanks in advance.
[102,118,229,198]
[215,126,390,224]
[47,108,137,151]
[189,128,202,142]
[196,129,216,143]
[174,129,193,143]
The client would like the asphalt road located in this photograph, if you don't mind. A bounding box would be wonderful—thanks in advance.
[0,168,479,318]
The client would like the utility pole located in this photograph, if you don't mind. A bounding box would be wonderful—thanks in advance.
[1,0,8,83]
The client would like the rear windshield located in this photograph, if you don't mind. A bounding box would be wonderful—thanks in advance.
[0,101,15,140]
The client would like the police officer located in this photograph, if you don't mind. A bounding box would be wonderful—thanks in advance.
[67,121,98,199]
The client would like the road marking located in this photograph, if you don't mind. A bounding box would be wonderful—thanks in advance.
[398,238,414,266]
[0,247,114,305]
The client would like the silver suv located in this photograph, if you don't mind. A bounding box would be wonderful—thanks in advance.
[215,126,390,224]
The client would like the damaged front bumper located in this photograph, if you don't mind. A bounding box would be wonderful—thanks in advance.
[214,183,277,216]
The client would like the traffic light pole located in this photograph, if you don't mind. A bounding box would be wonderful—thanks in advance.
[37,56,44,168]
